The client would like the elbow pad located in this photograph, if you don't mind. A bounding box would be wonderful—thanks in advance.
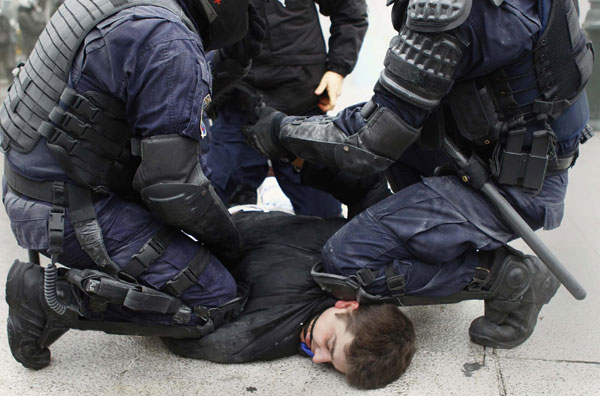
[140,182,241,251]
[279,101,420,175]
[378,0,466,110]
[133,135,241,251]
[334,103,421,174]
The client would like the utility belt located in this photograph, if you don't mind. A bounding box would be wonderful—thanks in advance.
[310,262,495,307]
[4,158,120,272]
[489,126,582,194]
[422,108,587,195]
[3,161,244,327]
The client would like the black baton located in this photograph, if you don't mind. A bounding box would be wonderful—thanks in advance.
[442,136,587,300]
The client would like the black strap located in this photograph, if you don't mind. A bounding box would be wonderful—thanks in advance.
[123,286,183,315]
[48,108,126,157]
[68,318,210,339]
[163,248,211,297]
[546,150,578,175]
[192,282,249,326]
[69,184,120,274]
[468,267,491,291]
[121,228,175,278]
[385,265,406,293]
[1,126,10,152]
[60,88,129,140]
[387,290,496,306]
[4,158,65,203]
[47,182,66,259]
[68,185,97,223]
[580,124,594,144]
[4,160,118,273]
[468,250,494,291]
[310,262,496,307]
[355,267,376,287]
[130,137,141,157]
[532,98,573,119]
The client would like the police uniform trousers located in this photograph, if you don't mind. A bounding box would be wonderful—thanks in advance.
[2,181,238,314]
[322,144,568,297]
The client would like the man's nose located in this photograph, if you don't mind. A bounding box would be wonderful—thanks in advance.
[312,349,331,364]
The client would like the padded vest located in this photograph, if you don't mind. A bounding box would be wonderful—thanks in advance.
[445,0,593,150]
[0,0,196,190]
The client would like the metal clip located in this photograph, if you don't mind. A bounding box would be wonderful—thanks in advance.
[580,124,594,144]
[47,206,66,257]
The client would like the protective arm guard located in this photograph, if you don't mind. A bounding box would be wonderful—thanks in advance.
[279,100,421,175]
[132,135,242,252]
[379,0,467,110]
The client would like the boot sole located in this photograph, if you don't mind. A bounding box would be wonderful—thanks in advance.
[7,314,50,370]
[5,261,52,370]
[469,327,534,349]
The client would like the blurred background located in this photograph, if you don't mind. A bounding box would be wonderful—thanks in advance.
[0,0,63,83]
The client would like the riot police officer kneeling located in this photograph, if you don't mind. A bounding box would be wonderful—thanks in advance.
[2,0,263,369]
[244,0,593,349]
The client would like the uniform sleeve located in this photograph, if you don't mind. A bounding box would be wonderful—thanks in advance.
[372,0,543,127]
[315,0,368,76]
[451,0,541,79]
[70,7,212,143]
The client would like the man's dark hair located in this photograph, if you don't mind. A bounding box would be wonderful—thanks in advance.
[339,304,416,389]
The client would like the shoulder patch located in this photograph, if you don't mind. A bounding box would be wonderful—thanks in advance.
[406,0,473,32]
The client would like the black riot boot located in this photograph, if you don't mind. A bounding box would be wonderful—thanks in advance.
[5,260,73,369]
[469,247,560,349]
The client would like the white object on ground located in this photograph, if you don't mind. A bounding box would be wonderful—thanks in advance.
[256,176,295,214]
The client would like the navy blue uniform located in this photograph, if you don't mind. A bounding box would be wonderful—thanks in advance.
[206,0,368,217]
[2,5,236,309]
[299,0,589,296]
[208,106,342,217]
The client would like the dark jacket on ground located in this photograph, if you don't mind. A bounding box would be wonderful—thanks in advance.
[163,211,344,362]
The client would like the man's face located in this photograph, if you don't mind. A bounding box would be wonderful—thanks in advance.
[303,301,358,374]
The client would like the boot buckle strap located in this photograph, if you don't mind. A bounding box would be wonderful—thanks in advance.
[469,267,491,291]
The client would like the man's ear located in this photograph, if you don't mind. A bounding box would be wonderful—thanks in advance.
[334,300,359,311]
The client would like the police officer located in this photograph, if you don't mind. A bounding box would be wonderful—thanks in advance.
[244,0,593,348]
[206,0,368,217]
[2,0,260,370]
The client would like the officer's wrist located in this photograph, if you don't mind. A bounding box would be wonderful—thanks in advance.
[270,112,286,148]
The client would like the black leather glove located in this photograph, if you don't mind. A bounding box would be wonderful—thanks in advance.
[242,105,291,160]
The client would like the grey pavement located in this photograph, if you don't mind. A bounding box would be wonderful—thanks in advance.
[0,121,598,396]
